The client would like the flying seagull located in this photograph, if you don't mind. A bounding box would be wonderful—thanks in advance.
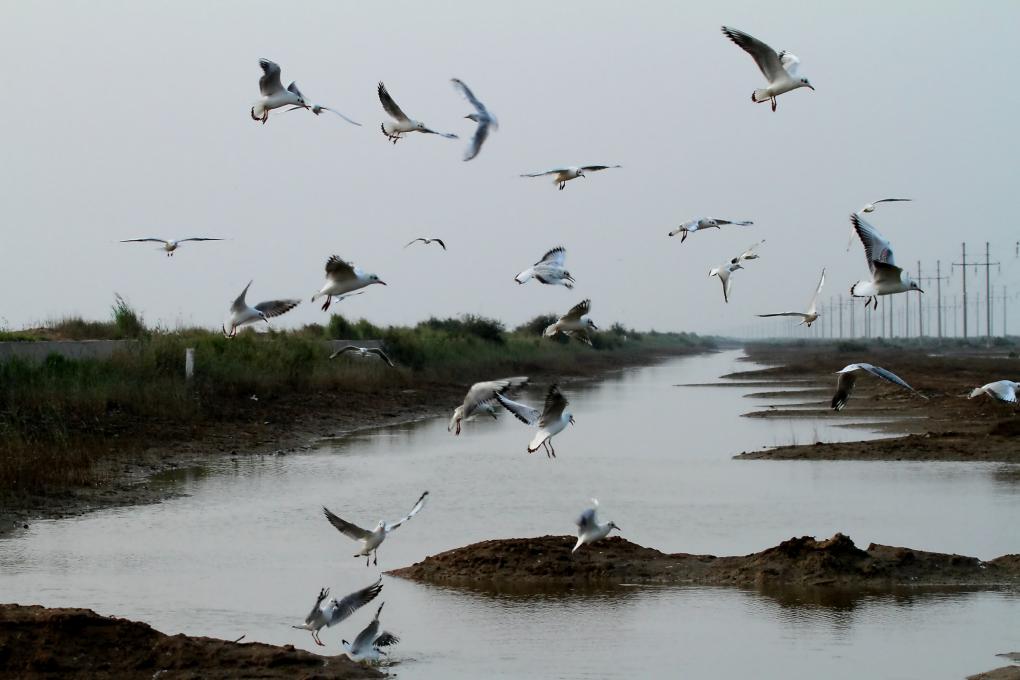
[520,165,621,191]
[343,602,399,664]
[322,491,428,566]
[223,281,300,338]
[573,498,620,553]
[544,299,598,345]
[329,345,396,367]
[757,268,825,327]
[968,380,1020,405]
[119,237,223,257]
[292,578,383,647]
[709,262,742,304]
[311,256,386,312]
[668,217,753,243]
[496,384,575,458]
[448,377,529,435]
[849,213,923,309]
[730,240,765,264]
[283,102,361,126]
[404,237,446,250]
[846,198,913,250]
[514,246,574,289]
[251,59,308,124]
[831,363,925,411]
[720,26,814,112]
[377,82,458,143]
[452,78,497,161]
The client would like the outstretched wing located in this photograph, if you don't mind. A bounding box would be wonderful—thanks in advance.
[713,219,753,227]
[579,164,621,173]
[561,299,591,322]
[367,347,396,367]
[778,50,800,76]
[177,238,224,243]
[537,246,566,266]
[324,255,357,282]
[385,491,429,532]
[120,237,168,244]
[871,198,912,206]
[521,168,569,177]
[858,363,923,396]
[757,312,808,319]
[451,78,487,115]
[831,370,857,411]
[322,506,372,540]
[258,59,284,96]
[350,612,381,655]
[254,299,300,319]
[539,385,568,427]
[231,280,253,313]
[374,632,400,648]
[317,105,362,126]
[495,393,541,425]
[851,213,896,272]
[576,506,596,530]
[327,578,383,628]
[464,119,492,161]
[807,268,825,314]
[721,26,785,82]
[329,345,361,360]
[377,82,409,122]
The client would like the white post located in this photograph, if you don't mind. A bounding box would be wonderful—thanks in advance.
[185,347,195,381]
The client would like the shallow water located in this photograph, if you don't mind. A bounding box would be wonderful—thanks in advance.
[2,350,1018,679]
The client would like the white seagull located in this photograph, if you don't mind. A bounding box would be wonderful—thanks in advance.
[329,345,396,367]
[543,299,598,345]
[968,380,1020,405]
[251,59,308,124]
[322,491,428,567]
[378,82,458,143]
[404,237,446,250]
[731,240,765,264]
[846,198,913,250]
[720,26,814,112]
[520,165,621,191]
[709,262,742,304]
[292,578,383,647]
[448,377,529,435]
[452,78,497,161]
[311,256,386,312]
[572,498,620,553]
[342,603,399,664]
[119,237,223,257]
[758,268,825,327]
[514,246,574,289]
[223,281,300,338]
[831,363,925,411]
[668,217,753,243]
[849,213,923,309]
[496,384,575,458]
[283,102,361,126]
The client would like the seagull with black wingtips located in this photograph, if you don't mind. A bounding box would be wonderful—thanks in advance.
[322,491,428,566]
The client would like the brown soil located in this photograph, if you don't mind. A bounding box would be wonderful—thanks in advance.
[0,604,381,679]
[388,533,1020,589]
[730,344,1020,462]
[968,667,1020,680]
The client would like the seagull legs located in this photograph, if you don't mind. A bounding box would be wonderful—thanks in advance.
[312,630,324,647]
[770,96,777,112]
[373,550,378,566]
[321,296,332,312]
[558,182,565,190]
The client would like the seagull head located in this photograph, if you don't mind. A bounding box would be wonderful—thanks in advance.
[375,520,386,530]
[608,521,620,531]
[909,280,924,293]
[800,77,815,91]
[367,273,387,286]
[465,113,480,122]
[259,311,269,323]
[449,407,464,434]
[583,316,598,331]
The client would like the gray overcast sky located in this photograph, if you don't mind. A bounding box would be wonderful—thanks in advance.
[3,1,1019,335]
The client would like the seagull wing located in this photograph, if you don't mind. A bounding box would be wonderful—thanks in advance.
[464,119,491,161]
[712,219,754,227]
[367,347,396,367]
[576,506,597,531]
[561,299,591,323]
[377,82,409,122]
[986,381,1018,404]
[258,59,284,95]
[374,632,400,648]
[327,578,383,627]
[317,106,362,126]
[857,363,923,397]
[231,280,253,313]
[831,370,857,410]
[419,127,459,139]
[537,246,566,267]
[432,238,446,250]
[538,385,568,427]
[807,268,825,314]
[871,198,912,206]
[253,299,300,319]
[451,78,487,115]
[495,393,541,425]
[757,312,809,319]
[463,377,529,415]
[579,165,621,173]
[324,255,357,282]
[737,240,765,261]
[717,268,733,303]
[778,50,800,76]
[177,238,224,243]
[404,238,426,248]
[872,260,905,284]
[851,213,896,272]
[322,506,372,540]
[350,609,382,656]
[120,238,168,244]
[385,491,428,531]
[521,168,570,177]
[329,345,361,360]
[721,26,785,82]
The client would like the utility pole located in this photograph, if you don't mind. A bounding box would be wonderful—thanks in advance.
[965,242,1000,344]
[916,260,950,341]
[1004,285,1008,337]
[839,294,844,338]
[953,243,968,339]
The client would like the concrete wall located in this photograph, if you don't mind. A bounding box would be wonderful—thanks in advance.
[0,339,381,364]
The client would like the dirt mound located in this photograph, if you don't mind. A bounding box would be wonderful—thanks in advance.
[0,604,382,680]
[388,534,1020,589]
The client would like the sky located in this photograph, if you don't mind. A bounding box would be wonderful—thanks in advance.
[2,0,1019,336]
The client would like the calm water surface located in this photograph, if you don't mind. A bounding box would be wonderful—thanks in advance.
[2,350,1018,679]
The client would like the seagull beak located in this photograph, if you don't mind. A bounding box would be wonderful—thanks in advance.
[569,415,576,426]
[917,287,925,294]
[377,280,387,286]
[808,84,815,91]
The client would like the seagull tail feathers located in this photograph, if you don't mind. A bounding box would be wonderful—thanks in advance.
[752,89,770,104]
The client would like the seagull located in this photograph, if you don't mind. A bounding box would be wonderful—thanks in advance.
[452,78,497,161]
[119,237,223,257]
[251,59,308,124]
[668,217,753,243]
[448,377,529,435]
[968,380,1020,405]
[283,102,361,126]
[329,345,396,367]
[757,268,825,327]
[311,256,386,312]
[223,281,300,338]
[846,198,913,250]
[709,262,742,303]
[404,237,446,250]
[495,384,575,458]
[514,246,574,289]
[292,578,383,647]
[543,299,598,345]
[342,602,399,664]
[377,82,458,143]
[520,165,621,191]
[720,26,814,112]
[572,499,620,553]
[322,491,428,566]
[831,363,926,411]
[731,240,765,264]
[849,213,923,309]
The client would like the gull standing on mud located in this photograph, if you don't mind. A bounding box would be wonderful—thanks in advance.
[119,237,223,257]
[709,262,742,304]
[292,578,383,647]
[668,217,753,243]
[758,268,825,327]
[343,603,399,664]
[968,380,1020,405]
[322,491,428,566]
[329,345,396,367]
[496,384,575,458]
[573,499,620,553]
[831,363,926,411]
[452,78,497,161]
[720,26,814,111]
[849,213,923,309]
[251,59,308,124]
[520,165,621,191]
[223,281,300,338]
[404,237,446,250]
[377,82,458,143]
[514,247,574,289]
[311,256,386,312]
[448,377,529,435]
